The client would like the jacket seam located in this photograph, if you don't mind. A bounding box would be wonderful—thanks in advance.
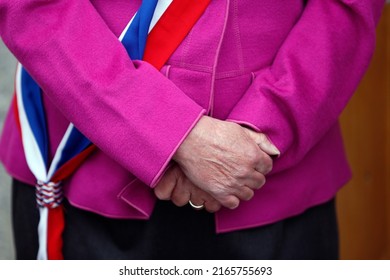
[208,0,231,116]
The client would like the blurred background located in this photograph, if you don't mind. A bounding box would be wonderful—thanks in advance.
[0,39,15,260]
[0,5,389,260]
[336,4,390,259]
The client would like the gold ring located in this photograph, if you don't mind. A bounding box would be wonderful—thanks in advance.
[188,200,205,210]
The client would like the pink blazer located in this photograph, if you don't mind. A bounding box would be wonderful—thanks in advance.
[0,0,384,233]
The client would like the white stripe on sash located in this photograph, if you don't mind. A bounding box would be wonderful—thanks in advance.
[16,64,48,182]
[119,0,173,41]
[37,207,49,260]
[47,124,75,179]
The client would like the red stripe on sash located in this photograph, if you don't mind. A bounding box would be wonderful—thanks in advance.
[49,146,97,260]
[47,205,65,260]
[12,93,22,135]
[51,145,97,183]
[144,0,211,69]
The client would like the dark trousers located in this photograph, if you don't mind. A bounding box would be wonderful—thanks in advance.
[12,179,339,260]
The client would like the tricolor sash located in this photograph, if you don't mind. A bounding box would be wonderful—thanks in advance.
[14,0,211,260]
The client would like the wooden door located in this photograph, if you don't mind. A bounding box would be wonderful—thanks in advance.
[337,4,390,260]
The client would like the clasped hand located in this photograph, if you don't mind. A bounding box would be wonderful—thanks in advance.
[154,116,280,212]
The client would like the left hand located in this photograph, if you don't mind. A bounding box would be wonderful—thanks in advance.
[154,165,222,213]
[172,116,273,209]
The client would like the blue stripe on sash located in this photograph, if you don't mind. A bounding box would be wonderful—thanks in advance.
[21,68,49,168]
[122,0,158,60]
[56,128,92,168]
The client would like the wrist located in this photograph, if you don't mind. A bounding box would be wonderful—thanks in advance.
[172,115,212,163]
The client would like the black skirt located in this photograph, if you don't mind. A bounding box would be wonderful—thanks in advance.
[12,179,339,260]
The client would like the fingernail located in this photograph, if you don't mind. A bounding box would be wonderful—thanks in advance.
[270,145,280,156]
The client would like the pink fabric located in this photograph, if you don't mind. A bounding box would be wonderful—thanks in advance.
[0,0,385,233]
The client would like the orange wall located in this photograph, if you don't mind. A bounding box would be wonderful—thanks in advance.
[337,5,390,260]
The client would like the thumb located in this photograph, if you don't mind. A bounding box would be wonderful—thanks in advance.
[244,129,280,156]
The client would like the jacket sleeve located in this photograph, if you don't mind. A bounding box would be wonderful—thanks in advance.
[227,0,385,173]
[0,0,206,187]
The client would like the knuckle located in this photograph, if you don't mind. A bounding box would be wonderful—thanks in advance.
[173,200,187,207]
[252,175,265,189]
[237,188,254,201]
[223,197,239,210]
[258,177,266,188]
[171,194,187,207]
[213,204,222,212]
[154,189,170,200]
[255,155,273,175]
[244,190,254,201]
[248,152,262,166]
[262,157,273,174]
[211,207,221,213]
[206,203,220,213]
[234,166,250,180]
[229,201,240,209]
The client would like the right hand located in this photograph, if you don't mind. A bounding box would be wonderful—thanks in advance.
[154,165,222,213]
[173,116,279,209]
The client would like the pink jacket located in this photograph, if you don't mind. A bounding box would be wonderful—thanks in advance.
[0,0,384,233]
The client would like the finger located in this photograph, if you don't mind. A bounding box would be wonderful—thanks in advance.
[254,151,273,175]
[171,176,191,207]
[217,195,240,210]
[204,199,222,213]
[244,129,280,156]
[187,183,206,211]
[257,133,280,156]
[233,186,254,201]
[192,191,221,213]
[188,197,205,211]
[154,166,178,200]
[184,179,221,213]
[243,172,266,190]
